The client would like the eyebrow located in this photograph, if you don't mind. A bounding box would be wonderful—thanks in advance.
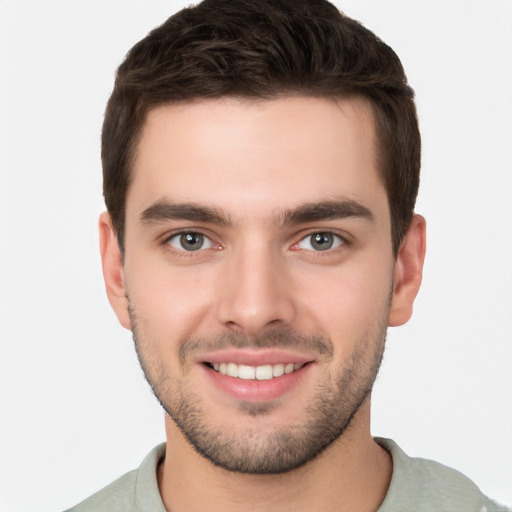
[140,200,231,225]
[139,198,374,227]
[278,199,374,226]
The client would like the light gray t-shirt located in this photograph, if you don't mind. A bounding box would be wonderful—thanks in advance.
[65,438,510,511]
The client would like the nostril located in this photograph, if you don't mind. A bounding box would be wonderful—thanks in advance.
[224,320,244,333]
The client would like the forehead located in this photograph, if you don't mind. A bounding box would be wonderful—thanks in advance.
[128,96,386,221]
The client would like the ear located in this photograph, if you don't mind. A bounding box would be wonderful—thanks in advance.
[99,212,131,330]
[388,214,426,327]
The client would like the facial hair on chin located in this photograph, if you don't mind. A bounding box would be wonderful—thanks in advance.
[128,300,387,475]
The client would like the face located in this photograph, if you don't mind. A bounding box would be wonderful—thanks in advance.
[101,96,422,474]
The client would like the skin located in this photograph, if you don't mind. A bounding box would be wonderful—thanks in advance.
[100,96,426,512]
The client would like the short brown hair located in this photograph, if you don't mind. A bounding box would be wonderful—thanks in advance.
[102,0,420,255]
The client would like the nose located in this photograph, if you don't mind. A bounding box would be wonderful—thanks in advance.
[215,243,297,337]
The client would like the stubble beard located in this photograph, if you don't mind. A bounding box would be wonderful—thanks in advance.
[129,303,387,475]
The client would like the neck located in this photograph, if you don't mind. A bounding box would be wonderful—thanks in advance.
[158,400,392,512]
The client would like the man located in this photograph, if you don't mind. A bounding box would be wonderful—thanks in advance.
[66,0,509,510]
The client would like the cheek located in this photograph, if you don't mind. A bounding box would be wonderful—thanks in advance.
[124,255,217,342]
[295,260,393,345]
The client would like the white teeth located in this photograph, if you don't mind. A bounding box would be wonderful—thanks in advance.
[226,362,238,378]
[238,364,256,380]
[255,365,273,380]
[213,362,304,380]
[272,363,285,377]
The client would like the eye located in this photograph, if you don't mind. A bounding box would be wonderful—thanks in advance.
[166,232,214,252]
[297,232,345,252]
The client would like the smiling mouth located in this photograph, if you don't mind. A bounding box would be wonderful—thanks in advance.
[205,362,305,380]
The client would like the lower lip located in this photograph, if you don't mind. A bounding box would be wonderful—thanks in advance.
[202,363,312,402]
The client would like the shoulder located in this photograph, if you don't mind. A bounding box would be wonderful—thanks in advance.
[64,470,138,512]
[376,438,511,512]
[63,444,166,512]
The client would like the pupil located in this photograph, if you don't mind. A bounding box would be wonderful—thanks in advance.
[181,233,203,251]
[312,233,333,251]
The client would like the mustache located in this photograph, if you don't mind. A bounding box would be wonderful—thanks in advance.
[179,328,334,365]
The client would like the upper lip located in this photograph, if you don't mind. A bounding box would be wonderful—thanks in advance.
[195,349,314,367]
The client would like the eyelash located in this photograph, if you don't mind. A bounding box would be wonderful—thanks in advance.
[162,229,349,255]
[293,230,349,253]
[163,230,217,255]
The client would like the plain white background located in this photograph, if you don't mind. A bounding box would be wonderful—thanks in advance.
[0,1,511,510]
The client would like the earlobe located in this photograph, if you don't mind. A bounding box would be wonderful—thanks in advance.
[388,214,427,327]
[99,212,131,330]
